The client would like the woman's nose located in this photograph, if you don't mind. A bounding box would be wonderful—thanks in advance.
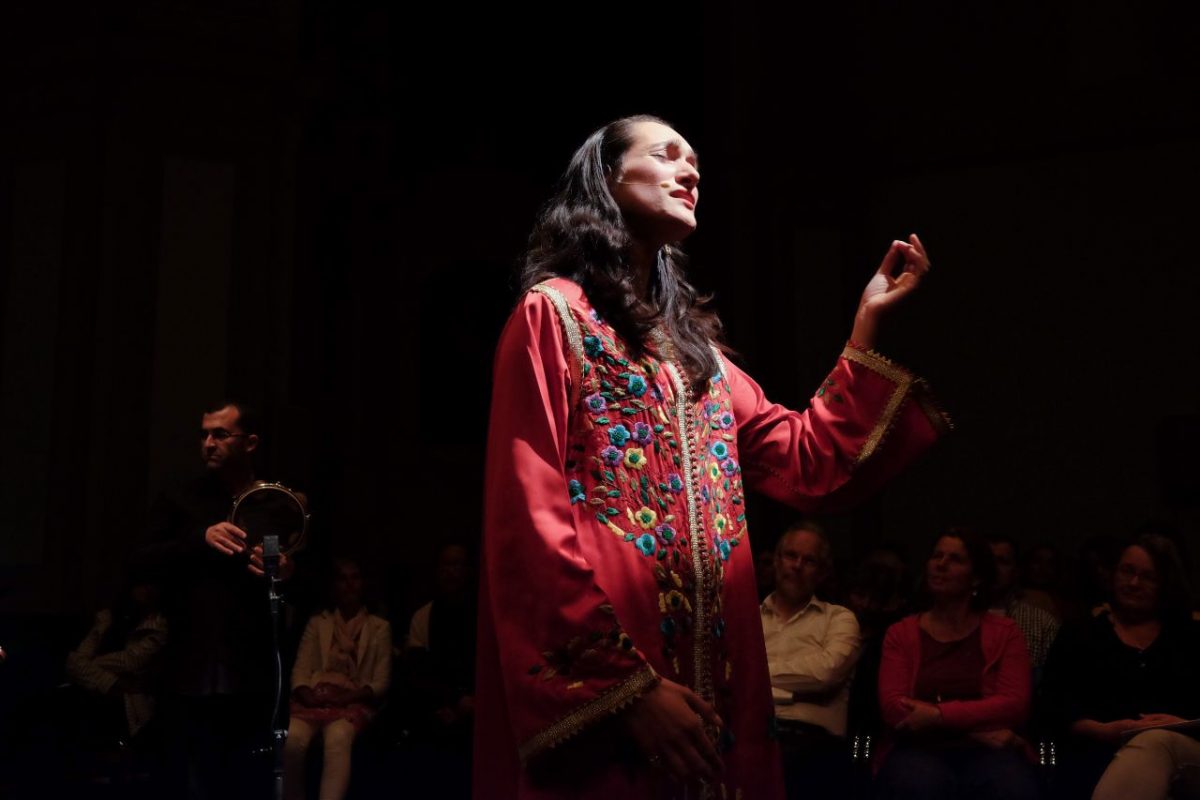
[677,163,700,188]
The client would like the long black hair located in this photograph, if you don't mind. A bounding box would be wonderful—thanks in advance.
[520,114,725,387]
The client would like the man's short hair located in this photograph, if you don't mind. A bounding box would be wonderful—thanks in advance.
[204,399,261,437]
[776,520,832,566]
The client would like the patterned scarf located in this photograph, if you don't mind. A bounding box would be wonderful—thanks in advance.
[327,607,367,680]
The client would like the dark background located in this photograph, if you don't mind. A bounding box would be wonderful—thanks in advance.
[1,0,1198,621]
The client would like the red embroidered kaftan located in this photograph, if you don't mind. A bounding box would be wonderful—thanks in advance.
[474,278,950,800]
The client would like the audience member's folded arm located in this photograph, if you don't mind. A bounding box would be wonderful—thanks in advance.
[769,608,862,695]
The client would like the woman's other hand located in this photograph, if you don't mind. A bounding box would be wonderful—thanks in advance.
[851,234,931,349]
[895,697,943,733]
[620,677,724,783]
[293,686,321,707]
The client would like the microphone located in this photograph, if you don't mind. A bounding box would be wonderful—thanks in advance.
[615,180,672,188]
[263,534,280,580]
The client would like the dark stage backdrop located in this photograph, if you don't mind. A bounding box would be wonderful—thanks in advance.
[1,0,1198,616]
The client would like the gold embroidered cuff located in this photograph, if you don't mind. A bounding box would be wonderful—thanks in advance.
[518,664,660,763]
[839,346,952,467]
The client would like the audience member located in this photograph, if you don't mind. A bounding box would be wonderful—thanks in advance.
[30,561,169,791]
[1020,544,1065,620]
[986,534,1059,678]
[875,529,1037,800]
[402,542,478,799]
[1042,533,1200,800]
[284,557,392,800]
[63,562,168,744]
[845,544,913,735]
[1075,534,1122,616]
[405,543,477,733]
[761,522,861,799]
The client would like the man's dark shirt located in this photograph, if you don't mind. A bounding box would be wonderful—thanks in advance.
[145,472,271,696]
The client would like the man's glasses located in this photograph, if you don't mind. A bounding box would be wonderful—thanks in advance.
[200,429,246,442]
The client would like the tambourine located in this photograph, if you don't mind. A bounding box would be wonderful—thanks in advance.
[229,480,310,556]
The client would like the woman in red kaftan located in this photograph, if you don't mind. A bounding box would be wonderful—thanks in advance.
[474,115,951,800]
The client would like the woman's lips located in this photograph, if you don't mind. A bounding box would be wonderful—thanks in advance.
[670,191,695,209]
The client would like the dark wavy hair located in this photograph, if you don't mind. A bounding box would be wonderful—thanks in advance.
[519,114,725,387]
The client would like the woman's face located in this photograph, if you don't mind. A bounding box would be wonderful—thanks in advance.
[1113,545,1160,614]
[926,536,977,601]
[608,120,700,245]
[333,562,364,610]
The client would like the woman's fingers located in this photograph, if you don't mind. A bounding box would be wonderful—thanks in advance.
[683,687,723,729]
[877,241,905,276]
[906,234,931,273]
[909,233,927,258]
[661,747,690,782]
[687,723,723,777]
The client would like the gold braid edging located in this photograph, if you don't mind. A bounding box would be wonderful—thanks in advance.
[518,665,660,762]
[914,379,955,435]
[842,343,955,436]
[531,283,584,410]
[839,345,955,468]
[708,342,728,383]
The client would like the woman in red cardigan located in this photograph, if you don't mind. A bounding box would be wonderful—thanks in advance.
[875,529,1038,800]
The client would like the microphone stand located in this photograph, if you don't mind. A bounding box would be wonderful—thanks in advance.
[263,535,286,800]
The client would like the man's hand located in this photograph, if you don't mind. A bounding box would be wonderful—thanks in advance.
[620,677,724,783]
[248,546,294,579]
[204,522,247,555]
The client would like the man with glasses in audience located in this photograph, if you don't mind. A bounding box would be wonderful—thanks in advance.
[761,522,862,800]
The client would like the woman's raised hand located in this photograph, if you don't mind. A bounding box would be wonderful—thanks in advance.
[850,234,932,349]
[620,676,724,783]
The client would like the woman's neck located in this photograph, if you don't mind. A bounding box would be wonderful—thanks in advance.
[627,239,658,302]
[925,597,978,634]
[1112,605,1160,628]
[337,604,363,621]
[1110,606,1162,650]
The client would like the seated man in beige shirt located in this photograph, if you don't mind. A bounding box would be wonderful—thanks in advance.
[761,522,862,800]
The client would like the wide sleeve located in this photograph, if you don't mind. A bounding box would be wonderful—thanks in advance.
[482,292,657,762]
[878,619,918,729]
[937,621,1031,732]
[730,346,951,512]
[290,616,322,690]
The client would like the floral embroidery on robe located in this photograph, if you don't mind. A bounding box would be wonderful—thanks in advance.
[474,278,951,800]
